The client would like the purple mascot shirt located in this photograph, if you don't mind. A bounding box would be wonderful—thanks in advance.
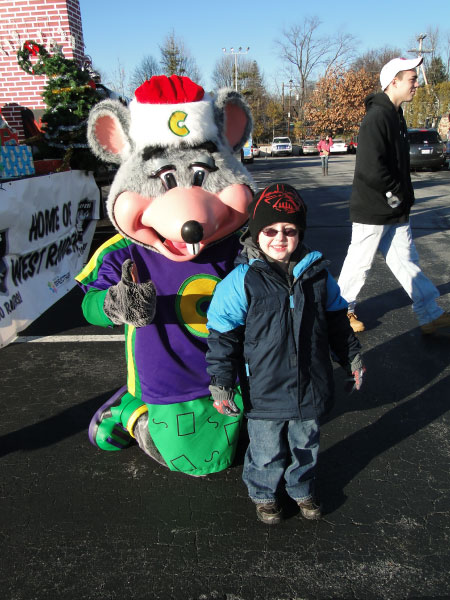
[77,232,242,405]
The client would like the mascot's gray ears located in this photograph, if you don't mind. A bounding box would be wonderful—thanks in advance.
[87,88,253,163]
[215,89,253,152]
[87,99,132,164]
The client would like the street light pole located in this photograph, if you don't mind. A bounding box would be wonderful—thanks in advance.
[222,46,250,91]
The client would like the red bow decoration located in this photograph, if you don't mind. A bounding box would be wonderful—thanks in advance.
[24,40,40,56]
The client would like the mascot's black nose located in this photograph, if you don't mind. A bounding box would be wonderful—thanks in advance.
[181,220,204,244]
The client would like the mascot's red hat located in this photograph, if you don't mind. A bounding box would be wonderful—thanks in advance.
[129,75,219,150]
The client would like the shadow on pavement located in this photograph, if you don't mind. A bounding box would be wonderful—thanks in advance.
[0,389,118,457]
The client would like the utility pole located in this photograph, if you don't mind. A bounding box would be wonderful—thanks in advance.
[287,80,293,137]
[408,33,432,85]
[280,80,294,137]
[222,46,250,91]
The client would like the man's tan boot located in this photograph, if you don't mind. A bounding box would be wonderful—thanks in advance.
[421,312,450,335]
[347,312,365,333]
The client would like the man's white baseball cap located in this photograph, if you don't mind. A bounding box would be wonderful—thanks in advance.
[380,56,423,91]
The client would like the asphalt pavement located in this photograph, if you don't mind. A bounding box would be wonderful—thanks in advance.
[2,154,450,600]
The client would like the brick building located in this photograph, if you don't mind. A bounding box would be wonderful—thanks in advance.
[0,0,86,140]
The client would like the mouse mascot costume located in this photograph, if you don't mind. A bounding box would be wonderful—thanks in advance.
[76,75,256,476]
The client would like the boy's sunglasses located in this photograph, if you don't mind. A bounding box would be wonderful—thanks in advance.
[260,227,298,238]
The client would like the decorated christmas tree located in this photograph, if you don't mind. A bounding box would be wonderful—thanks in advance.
[17,40,103,171]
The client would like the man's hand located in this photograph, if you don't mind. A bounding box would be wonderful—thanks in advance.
[209,385,241,416]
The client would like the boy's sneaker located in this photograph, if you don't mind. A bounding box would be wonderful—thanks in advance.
[421,312,450,335]
[297,498,322,520]
[255,502,282,525]
[347,312,365,333]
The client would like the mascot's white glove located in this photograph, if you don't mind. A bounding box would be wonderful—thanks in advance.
[209,385,241,416]
[104,259,157,328]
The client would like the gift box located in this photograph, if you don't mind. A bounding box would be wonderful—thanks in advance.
[33,158,65,175]
[0,126,19,146]
[0,144,35,178]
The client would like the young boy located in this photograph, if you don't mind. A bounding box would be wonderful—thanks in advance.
[206,183,365,524]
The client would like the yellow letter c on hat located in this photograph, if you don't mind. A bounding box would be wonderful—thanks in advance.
[169,111,190,137]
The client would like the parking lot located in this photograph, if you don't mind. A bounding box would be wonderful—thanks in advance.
[2,153,450,600]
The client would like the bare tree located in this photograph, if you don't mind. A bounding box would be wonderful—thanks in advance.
[445,32,450,79]
[276,16,356,109]
[425,26,440,61]
[352,46,403,77]
[212,55,235,89]
[103,58,130,99]
[159,31,202,84]
[130,55,160,91]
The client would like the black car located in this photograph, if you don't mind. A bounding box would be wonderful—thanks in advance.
[408,128,446,170]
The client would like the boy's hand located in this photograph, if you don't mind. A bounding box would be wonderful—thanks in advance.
[344,354,366,393]
[209,385,241,416]
[213,398,241,416]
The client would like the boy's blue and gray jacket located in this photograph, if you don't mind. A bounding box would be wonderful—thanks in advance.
[206,238,362,421]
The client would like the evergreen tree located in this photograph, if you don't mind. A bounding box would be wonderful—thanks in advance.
[427,56,447,85]
[17,40,103,171]
[159,31,201,83]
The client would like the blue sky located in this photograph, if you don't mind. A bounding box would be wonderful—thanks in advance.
[79,0,447,93]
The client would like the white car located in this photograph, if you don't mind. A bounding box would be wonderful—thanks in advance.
[251,143,260,158]
[329,139,348,153]
[271,137,292,156]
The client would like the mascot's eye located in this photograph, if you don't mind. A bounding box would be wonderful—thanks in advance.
[192,166,208,187]
[159,169,178,190]
[149,164,178,190]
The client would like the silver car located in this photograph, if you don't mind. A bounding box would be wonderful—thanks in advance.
[302,140,319,155]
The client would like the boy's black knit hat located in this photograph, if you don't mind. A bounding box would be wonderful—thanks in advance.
[247,183,307,242]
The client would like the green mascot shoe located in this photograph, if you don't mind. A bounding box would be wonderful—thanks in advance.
[88,386,148,451]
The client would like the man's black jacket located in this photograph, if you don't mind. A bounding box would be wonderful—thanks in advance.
[350,92,414,225]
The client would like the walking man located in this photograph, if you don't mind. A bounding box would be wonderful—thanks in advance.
[338,56,450,334]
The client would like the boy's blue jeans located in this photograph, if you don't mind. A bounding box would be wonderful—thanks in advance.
[242,418,320,504]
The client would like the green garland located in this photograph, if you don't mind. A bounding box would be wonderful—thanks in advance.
[17,39,88,79]
[16,40,49,75]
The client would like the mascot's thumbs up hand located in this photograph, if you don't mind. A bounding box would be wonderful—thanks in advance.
[104,259,157,327]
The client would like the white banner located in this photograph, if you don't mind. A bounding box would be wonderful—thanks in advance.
[0,170,100,347]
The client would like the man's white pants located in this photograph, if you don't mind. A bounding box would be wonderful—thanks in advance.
[338,222,443,325]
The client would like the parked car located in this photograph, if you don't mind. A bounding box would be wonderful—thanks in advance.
[241,137,253,164]
[329,139,348,153]
[347,136,358,154]
[270,137,292,156]
[302,140,319,155]
[408,128,446,170]
[251,143,260,158]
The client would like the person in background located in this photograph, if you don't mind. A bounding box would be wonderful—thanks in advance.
[317,133,333,175]
[206,183,364,525]
[338,57,450,335]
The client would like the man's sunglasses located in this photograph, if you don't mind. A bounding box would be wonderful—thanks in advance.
[260,227,298,238]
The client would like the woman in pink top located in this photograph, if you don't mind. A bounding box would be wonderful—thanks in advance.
[317,134,333,175]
